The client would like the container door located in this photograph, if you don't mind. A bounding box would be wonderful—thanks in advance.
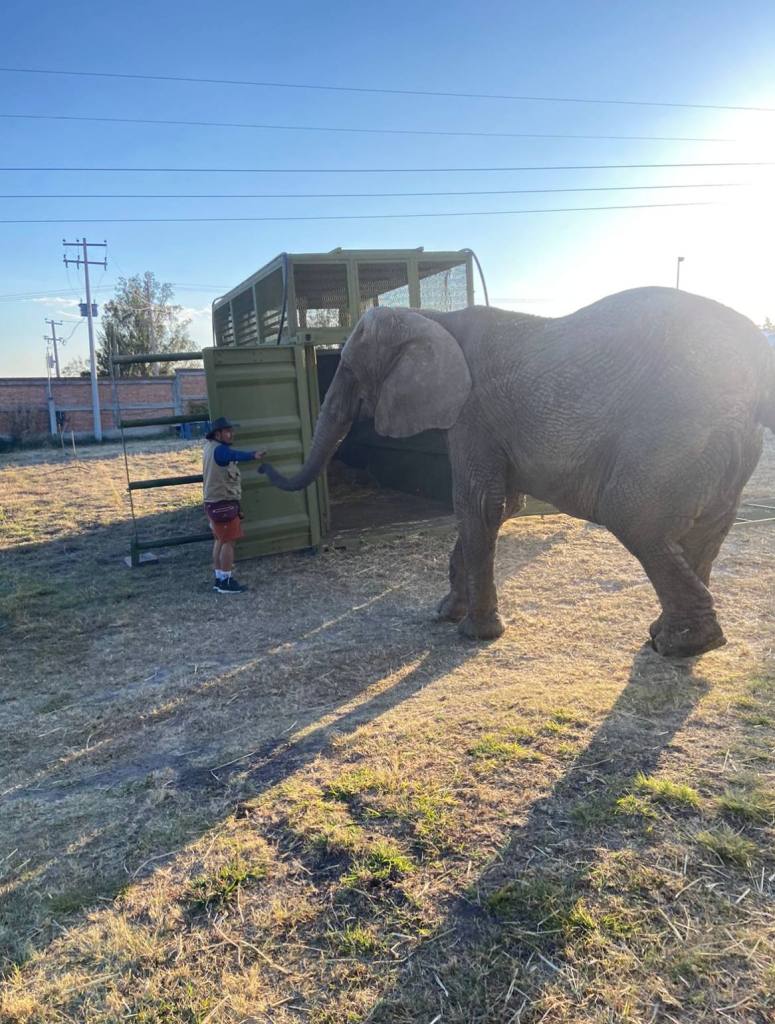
[203,344,328,559]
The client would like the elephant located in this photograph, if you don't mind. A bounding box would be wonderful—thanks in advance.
[260,287,775,658]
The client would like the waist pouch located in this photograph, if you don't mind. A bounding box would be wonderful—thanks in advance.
[206,500,240,523]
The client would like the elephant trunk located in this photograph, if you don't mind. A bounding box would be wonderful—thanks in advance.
[259,363,359,491]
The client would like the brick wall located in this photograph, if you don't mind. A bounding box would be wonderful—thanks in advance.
[0,371,208,440]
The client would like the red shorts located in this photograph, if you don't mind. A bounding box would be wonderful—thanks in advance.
[205,501,244,542]
[208,515,244,542]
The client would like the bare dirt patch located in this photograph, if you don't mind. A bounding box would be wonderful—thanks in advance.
[1,436,773,1022]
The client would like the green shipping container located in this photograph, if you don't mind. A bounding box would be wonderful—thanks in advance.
[206,248,551,559]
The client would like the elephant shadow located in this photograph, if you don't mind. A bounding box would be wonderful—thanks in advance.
[367,646,712,1021]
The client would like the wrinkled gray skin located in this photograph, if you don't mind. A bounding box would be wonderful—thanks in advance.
[261,287,775,657]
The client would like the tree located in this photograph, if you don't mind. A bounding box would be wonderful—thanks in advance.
[97,272,194,377]
[62,355,90,377]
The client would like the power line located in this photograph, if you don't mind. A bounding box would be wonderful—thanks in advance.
[2,161,772,173]
[0,200,718,224]
[0,182,748,200]
[0,281,224,301]
[0,112,736,144]
[1,66,774,113]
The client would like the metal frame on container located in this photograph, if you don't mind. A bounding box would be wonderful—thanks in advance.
[211,247,476,350]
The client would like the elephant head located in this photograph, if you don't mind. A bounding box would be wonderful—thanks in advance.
[259,307,472,491]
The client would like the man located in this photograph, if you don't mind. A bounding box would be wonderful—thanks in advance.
[202,416,265,593]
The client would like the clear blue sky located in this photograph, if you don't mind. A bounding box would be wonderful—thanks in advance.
[2,0,774,375]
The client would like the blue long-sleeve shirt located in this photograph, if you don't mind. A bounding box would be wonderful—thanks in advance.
[213,443,255,467]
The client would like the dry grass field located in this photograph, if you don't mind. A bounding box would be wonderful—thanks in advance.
[1,436,773,1023]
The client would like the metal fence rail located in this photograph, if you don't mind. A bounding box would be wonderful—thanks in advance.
[110,350,212,566]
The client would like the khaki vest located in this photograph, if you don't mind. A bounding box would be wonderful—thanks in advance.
[203,439,242,502]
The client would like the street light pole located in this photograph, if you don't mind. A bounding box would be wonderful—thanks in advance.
[676,256,685,289]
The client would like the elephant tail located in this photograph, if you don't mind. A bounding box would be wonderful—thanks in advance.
[758,346,775,432]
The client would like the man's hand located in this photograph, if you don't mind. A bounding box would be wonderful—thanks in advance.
[253,450,267,461]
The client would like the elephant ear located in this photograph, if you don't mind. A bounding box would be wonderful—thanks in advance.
[343,308,472,438]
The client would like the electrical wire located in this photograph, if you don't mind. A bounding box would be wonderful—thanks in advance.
[0,282,222,301]
[2,161,774,173]
[0,112,737,144]
[0,199,719,224]
[61,320,84,343]
[1,66,774,113]
[0,182,748,199]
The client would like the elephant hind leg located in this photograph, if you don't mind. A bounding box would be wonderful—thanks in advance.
[681,505,740,586]
[649,504,739,640]
[646,433,758,644]
[620,531,725,658]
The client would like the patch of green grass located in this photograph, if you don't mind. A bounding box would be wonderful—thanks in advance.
[310,1008,364,1024]
[324,766,397,802]
[738,711,774,727]
[569,793,619,828]
[615,794,658,819]
[46,887,100,916]
[634,773,701,809]
[468,735,543,763]
[695,825,758,867]
[550,707,588,727]
[589,851,676,898]
[739,742,775,765]
[668,949,716,984]
[308,823,365,860]
[747,676,775,699]
[717,787,775,824]
[407,790,459,855]
[733,695,760,711]
[596,907,637,938]
[505,723,538,743]
[184,857,266,910]
[323,766,459,853]
[555,741,581,758]
[133,983,216,1024]
[330,923,385,957]
[542,720,568,736]
[342,839,413,887]
[486,876,595,945]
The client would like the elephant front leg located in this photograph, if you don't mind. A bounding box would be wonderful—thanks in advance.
[436,536,468,622]
[457,514,504,641]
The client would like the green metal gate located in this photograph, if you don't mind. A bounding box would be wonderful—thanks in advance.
[203,344,328,558]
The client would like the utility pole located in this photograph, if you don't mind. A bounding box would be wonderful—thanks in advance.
[63,238,107,441]
[44,341,57,435]
[675,256,685,289]
[44,318,63,379]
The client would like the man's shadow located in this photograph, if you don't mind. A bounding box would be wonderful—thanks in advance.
[368,645,712,1022]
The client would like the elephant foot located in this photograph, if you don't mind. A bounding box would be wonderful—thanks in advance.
[435,592,467,623]
[458,612,505,641]
[651,616,726,659]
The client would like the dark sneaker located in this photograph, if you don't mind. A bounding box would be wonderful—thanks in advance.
[215,576,247,593]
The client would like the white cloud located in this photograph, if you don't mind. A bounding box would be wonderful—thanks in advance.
[30,296,80,308]
[178,305,211,321]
